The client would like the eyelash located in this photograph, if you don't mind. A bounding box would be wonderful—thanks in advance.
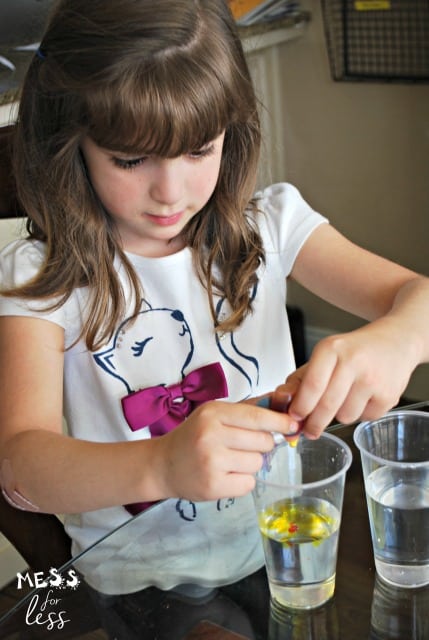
[112,157,145,170]
[111,144,216,171]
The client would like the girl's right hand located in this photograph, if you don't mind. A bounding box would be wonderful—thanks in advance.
[152,399,299,502]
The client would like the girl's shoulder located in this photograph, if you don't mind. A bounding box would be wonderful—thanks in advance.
[253,182,320,222]
[0,238,73,334]
[0,238,46,289]
[252,182,328,244]
[254,182,303,208]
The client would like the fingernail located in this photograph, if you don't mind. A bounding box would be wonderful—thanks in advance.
[287,421,300,435]
[272,432,285,446]
[304,432,318,440]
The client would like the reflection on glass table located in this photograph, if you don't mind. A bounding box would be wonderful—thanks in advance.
[0,401,428,640]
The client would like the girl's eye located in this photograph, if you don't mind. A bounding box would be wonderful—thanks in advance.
[111,143,215,169]
[188,144,215,160]
[111,156,147,170]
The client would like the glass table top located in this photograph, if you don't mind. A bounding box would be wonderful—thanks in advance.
[1,401,428,639]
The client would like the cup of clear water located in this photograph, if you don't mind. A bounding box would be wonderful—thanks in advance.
[354,410,429,588]
[252,434,352,610]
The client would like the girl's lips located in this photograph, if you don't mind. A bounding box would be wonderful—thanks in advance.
[145,211,184,227]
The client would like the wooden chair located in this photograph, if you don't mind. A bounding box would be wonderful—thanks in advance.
[0,493,72,573]
[0,123,73,573]
[0,124,23,219]
[0,126,104,640]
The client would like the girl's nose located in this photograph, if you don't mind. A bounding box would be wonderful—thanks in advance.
[149,158,184,206]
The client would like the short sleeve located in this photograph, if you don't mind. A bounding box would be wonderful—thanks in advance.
[0,239,67,328]
[254,183,328,277]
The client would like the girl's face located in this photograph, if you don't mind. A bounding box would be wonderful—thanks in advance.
[80,132,225,257]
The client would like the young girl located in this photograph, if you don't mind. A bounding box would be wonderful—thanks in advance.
[0,0,428,613]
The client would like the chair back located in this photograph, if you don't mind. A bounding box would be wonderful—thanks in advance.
[0,125,72,572]
[0,494,72,573]
[0,124,24,219]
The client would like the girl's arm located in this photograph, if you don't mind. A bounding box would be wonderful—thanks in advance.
[281,223,429,436]
[0,316,297,514]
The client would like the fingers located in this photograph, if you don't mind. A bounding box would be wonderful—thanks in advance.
[223,449,266,474]
[216,400,301,438]
[267,389,302,440]
[287,347,338,421]
[269,390,293,413]
[216,473,257,499]
[217,421,275,454]
[160,399,304,501]
[292,358,357,436]
[284,330,408,438]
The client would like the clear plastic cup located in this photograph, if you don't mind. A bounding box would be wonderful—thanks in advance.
[354,410,429,588]
[253,433,352,610]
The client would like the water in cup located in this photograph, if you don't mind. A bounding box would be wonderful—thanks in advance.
[258,496,340,609]
[354,410,429,589]
[366,465,429,587]
[253,433,351,610]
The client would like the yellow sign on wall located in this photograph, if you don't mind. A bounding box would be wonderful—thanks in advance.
[355,1,391,10]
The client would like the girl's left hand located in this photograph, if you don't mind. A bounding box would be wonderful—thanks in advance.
[272,320,420,439]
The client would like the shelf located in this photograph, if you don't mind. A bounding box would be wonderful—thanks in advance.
[239,11,311,53]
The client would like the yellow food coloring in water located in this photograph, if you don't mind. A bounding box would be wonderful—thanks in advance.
[259,501,336,546]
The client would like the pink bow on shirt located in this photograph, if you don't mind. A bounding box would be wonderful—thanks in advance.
[121,361,228,437]
[121,362,228,516]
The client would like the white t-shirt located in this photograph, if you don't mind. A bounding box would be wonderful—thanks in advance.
[0,183,327,594]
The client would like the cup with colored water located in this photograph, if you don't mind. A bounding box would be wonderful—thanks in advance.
[353,410,429,588]
[252,433,352,610]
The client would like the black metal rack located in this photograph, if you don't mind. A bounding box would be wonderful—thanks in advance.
[322,0,429,82]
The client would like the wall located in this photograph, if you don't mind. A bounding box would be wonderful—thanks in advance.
[271,0,429,400]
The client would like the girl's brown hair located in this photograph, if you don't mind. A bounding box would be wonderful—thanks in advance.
[7,0,264,350]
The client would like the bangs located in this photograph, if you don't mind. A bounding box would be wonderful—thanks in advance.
[84,57,234,157]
